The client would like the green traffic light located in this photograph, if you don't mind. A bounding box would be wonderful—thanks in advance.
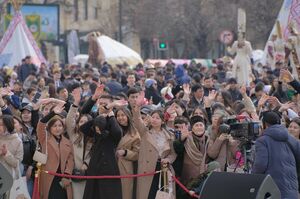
[160,42,166,48]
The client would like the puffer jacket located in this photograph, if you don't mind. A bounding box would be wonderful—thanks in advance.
[253,124,300,199]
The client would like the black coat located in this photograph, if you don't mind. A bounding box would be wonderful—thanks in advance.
[82,116,123,199]
[145,87,162,105]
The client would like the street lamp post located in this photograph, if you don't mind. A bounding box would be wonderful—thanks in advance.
[119,0,122,42]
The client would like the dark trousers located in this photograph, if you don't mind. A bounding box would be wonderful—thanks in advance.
[148,161,162,199]
[48,176,67,199]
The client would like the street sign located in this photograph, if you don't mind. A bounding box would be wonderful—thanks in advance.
[219,30,234,45]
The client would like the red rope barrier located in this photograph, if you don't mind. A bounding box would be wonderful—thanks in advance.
[44,170,160,179]
[44,170,200,198]
[172,176,200,198]
[32,174,40,199]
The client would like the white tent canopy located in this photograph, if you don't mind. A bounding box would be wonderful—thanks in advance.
[0,11,46,67]
[73,54,88,65]
[94,35,143,66]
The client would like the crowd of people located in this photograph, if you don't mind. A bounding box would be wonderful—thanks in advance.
[0,53,300,199]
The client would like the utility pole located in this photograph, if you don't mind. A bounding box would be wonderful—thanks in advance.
[119,0,122,42]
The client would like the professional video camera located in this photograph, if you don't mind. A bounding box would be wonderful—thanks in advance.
[219,115,260,173]
[219,115,260,141]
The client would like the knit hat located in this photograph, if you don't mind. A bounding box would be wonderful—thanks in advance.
[190,116,205,127]
[145,79,157,88]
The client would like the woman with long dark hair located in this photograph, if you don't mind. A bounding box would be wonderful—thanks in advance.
[66,88,93,199]
[14,116,35,196]
[115,107,141,199]
[215,90,234,114]
[81,86,123,199]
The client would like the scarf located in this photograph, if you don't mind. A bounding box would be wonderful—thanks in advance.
[184,133,206,166]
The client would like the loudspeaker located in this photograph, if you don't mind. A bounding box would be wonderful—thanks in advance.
[199,172,280,199]
[0,163,13,195]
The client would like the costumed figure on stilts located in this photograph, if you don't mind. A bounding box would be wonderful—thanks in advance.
[228,8,253,86]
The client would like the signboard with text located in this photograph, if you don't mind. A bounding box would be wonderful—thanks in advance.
[7,4,59,42]
[219,30,234,45]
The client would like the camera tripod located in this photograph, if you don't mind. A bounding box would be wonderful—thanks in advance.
[233,139,255,174]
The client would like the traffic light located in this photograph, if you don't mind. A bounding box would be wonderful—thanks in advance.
[158,41,168,50]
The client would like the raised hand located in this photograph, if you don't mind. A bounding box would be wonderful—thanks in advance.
[166,103,176,115]
[72,88,81,106]
[111,99,128,108]
[131,103,141,114]
[0,144,7,156]
[279,101,294,112]
[92,84,105,101]
[204,90,217,108]
[258,94,269,108]
[1,87,13,96]
[183,83,191,95]
[53,101,65,114]
[268,96,281,108]
[180,125,191,141]
[280,69,294,83]
[32,98,52,111]
[208,90,217,101]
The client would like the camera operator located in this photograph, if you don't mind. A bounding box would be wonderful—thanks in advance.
[207,109,239,171]
[253,111,300,199]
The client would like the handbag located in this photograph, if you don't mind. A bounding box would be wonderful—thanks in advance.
[155,169,173,199]
[33,131,48,165]
[9,167,30,199]
[71,135,87,182]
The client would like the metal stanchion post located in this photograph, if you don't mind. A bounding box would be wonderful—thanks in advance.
[162,163,168,192]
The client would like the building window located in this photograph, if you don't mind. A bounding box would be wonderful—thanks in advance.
[84,0,88,20]
[74,0,78,21]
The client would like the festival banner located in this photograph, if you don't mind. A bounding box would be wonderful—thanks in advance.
[25,15,41,42]
[4,14,12,30]
[267,0,300,42]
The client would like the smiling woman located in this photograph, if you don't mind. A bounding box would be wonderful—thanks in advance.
[132,105,176,199]
[288,117,300,139]
[37,102,74,199]
[115,107,141,199]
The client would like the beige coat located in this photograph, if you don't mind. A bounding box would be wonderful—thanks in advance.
[66,105,93,199]
[117,129,140,199]
[0,133,23,177]
[207,131,239,171]
[0,133,23,199]
[132,110,177,199]
[37,121,74,199]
